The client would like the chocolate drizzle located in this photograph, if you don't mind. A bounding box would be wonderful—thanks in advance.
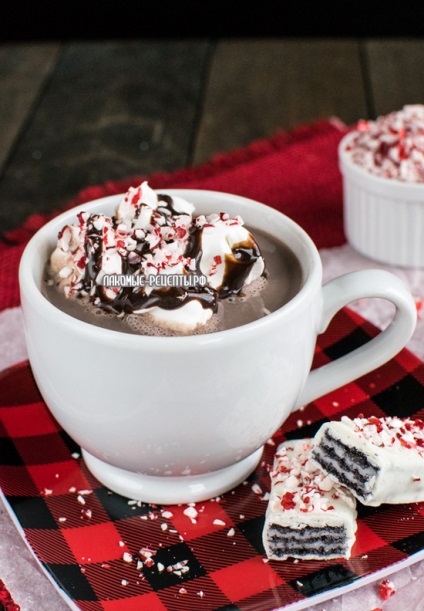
[84,219,102,283]
[220,239,262,297]
[184,225,203,270]
[56,193,265,319]
[157,194,182,216]
[98,284,218,316]
[183,226,263,298]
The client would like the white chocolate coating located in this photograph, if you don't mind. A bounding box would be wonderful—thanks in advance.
[313,416,424,506]
[263,439,357,560]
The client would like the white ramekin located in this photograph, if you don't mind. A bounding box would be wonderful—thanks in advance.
[339,131,424,268]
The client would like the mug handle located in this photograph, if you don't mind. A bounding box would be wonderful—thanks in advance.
[294,269,417,409]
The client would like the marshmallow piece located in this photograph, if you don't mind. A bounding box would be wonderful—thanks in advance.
[48,181,267,332]
[197,214,265,292]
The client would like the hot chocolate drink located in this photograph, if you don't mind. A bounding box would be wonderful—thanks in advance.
[43,182,303,336]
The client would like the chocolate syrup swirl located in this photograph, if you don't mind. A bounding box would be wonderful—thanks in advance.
[73,194,264,317]
[219,240,262,298]
[84,219,102,283]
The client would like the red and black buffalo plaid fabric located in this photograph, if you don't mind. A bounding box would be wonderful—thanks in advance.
[1,119,424,610]
[1,311,424,610]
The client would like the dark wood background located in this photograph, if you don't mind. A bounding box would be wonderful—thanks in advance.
[1,30,424,234]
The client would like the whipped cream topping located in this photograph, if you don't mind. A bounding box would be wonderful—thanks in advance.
[341,415,424,454]
[48,182,266,331]
[345,104,424,181]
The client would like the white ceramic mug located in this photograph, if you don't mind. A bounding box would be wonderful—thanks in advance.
[19,190,417,504]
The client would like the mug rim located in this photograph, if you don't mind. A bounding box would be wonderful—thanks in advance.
[19,188,322,346]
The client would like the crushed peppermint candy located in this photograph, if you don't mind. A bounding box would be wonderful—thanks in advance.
[270,439,355,514]
[47,180,265,324]
[378,578,396,600]
[138,547,156,568]
[81,508,92,520]
[167,560,190,577]
[345,105,424,181]
[416,296,424,320]
[341,415,424,454]
[183,506,198,522]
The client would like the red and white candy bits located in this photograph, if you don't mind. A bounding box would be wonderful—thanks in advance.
[378,578,396,600]
[313,416,424,506]
[345,105,424,182]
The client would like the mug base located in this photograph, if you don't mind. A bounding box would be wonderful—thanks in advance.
[81,447,264,505]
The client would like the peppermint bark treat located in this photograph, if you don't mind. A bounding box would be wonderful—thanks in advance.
[263,440,357,561]
[312,416,424,506]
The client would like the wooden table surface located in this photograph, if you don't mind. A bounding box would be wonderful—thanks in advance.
[1,37,424,235]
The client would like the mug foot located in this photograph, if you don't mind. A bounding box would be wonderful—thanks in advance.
[82,447,264,504]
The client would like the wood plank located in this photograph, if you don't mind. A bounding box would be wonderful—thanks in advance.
[193,38,368,164]
[365,39,424,117]
[0,43,60,173]
[0,40,210,233]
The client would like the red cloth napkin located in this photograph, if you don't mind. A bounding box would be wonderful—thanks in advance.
[0,118,348,312]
